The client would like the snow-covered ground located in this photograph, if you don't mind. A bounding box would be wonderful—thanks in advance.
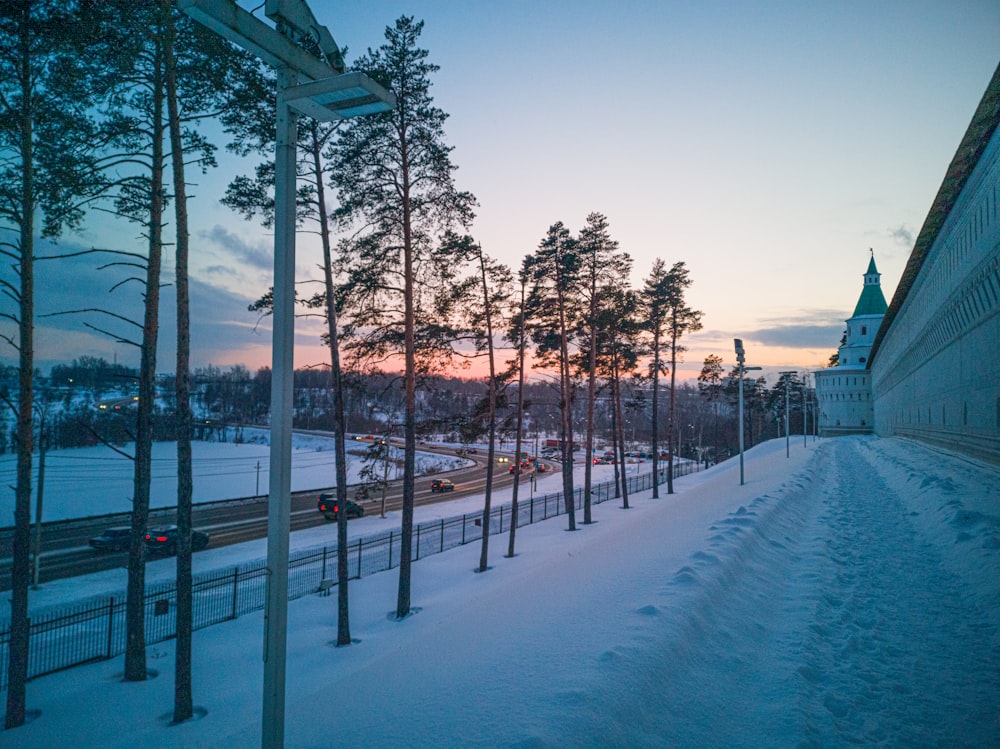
[0,428,468,523]
[4,435,999,748]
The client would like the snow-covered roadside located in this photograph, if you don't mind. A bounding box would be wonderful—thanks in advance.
[4,436,998,748]
[19,458,632,614]
[0,428,469,523]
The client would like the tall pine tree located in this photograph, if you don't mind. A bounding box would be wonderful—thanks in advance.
[330,17,475,618]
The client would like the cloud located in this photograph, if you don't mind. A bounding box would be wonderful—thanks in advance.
[748,323,844,349]
[200,225,273,271]
[0,236,278,372]
[888,224,914,247]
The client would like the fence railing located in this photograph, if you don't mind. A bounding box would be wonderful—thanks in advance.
[0,459,699,691]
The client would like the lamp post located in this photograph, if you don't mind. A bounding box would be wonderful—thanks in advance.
[801,373,809,447]
[779,371,795,458]
[734,339,761,486]
[179,3,394,747]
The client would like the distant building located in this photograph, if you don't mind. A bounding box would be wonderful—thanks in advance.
[813,255,888,436]
[869,62,1000,466]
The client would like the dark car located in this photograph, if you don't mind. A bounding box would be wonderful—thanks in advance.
[430,478,455,492]
[144,526,210,556]
[88,526,132,552]
[317,494,365,521]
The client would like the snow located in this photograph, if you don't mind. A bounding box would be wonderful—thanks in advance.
[0,428,468,523]
[3,435,999,747]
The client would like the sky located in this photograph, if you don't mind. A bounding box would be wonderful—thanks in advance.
[4,434,998,746]
[9,0,1000,383]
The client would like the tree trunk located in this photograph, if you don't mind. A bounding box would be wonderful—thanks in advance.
[666,312,679,494]
[310,126,352,645]
[613,345,629,509]
[478,249,497,573]
[556,282,576,530]
[125,25,165,682]
[610,394,621,499]
[651,332,661,498]
[507,278,526,558]
[165,7,194,720]
[583,313,597,523]
[396,150,415,619]
[6,20,34,723]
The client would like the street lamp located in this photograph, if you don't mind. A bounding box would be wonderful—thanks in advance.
[179,3,394,747]
[779,371,795,458]
[734,339,762,486]
[800,373,809,447]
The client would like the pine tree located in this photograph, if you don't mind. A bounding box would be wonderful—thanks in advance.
[641,258,669,498]
[574,212,630,520]
[525,223,580,529]
[661,262,702,493]
[697,354,724,465]
[330,17,475,618]
[0,0,111,726]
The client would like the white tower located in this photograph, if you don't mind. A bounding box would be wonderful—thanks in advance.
[814,252,888,436]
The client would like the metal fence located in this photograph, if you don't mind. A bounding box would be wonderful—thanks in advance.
[0,460,699,691]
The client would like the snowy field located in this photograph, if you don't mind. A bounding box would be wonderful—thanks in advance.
[0,428,468,523]
[4,435,999,748]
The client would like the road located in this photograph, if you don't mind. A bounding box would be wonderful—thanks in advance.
[0,441,538,590]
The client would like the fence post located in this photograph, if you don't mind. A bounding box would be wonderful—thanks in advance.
[106,597,115,659]
[231,567,239,620]
[416,525,421,560]
[321,546,328,581]
[530,496,534,524]
[499,505,504,534]
[440,518,445,552]
[462,514,466,545]
[356,538,363,579]
[389,530,394,569]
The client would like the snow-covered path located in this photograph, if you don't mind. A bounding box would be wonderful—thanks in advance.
[552,437,1000,748]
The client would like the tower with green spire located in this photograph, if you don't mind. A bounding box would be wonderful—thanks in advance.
[814,251,888,436]
[840,251,888,369]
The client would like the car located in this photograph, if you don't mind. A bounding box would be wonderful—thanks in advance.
[509,460,532,473]
[88,526,132,552]
[144,526,210,556]
[430,478,455,492]
[317,494,365,521]
[536,463,550,473]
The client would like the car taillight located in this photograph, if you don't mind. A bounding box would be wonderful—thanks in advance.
[333,506,339,513]
[156,536,167,542]
[145,534,151,541]
[319,503,327,511]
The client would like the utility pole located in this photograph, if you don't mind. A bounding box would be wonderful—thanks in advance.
[179,3,393,746]
[734,339,761,486]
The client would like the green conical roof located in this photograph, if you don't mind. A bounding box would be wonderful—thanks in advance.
[852,255,888,317]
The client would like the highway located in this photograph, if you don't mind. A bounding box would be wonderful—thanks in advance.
[0,441,536,590]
